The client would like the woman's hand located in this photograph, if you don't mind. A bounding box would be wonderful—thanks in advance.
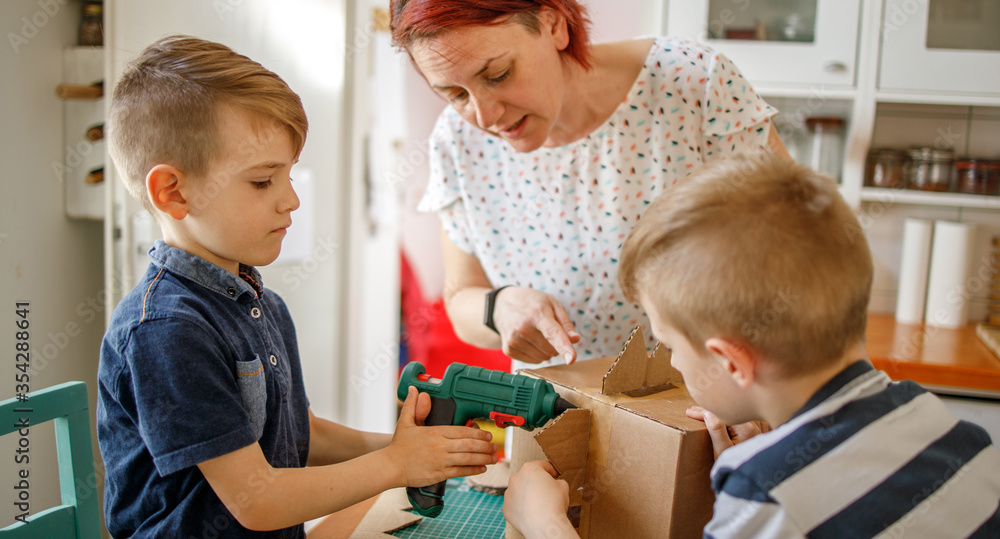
[493,287,581,364]
[440,230,579,362]
[686,406,771,459]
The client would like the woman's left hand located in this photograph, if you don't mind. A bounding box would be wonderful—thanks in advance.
[492,286,581,364]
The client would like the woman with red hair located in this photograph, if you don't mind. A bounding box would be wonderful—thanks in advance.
[391,0,788,368]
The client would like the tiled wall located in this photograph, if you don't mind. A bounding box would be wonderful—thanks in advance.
[866,103,1000,319]
[767,98,1000,321]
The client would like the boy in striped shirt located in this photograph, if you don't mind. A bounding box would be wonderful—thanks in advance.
[504,153,1000,538]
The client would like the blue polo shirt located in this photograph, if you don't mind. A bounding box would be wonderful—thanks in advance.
[98,241,310,538]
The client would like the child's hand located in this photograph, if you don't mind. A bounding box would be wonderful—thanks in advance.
[504,461,577,539]
[386,387,498,488]
[686,406,770,459]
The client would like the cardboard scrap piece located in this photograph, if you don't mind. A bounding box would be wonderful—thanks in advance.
[533,408,592,494]
[602,325,648,395]
[466,460,510,495]
[348,488,421,539]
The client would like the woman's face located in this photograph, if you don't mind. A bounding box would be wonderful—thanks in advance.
[410,12,570,153]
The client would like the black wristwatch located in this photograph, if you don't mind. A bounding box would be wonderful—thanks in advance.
[483,286,511,334]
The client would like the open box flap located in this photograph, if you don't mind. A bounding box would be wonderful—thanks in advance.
[534,408,592,493]
[520,358,612,395]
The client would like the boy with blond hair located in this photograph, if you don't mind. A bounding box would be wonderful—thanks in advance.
[98,36,496,538]
[504,153,1000,538]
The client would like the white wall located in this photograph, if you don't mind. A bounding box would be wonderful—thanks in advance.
[0,0,105,527]
[340,0,404,433]
[398,60,448,298]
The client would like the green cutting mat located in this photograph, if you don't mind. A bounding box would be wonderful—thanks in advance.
[392,479,505,539]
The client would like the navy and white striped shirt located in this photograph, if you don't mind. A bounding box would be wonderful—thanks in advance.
[707,361,1000,538]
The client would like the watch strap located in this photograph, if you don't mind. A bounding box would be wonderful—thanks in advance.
[483,285,511,334]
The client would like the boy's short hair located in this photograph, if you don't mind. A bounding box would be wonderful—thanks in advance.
[619,153,873,374]
[107,35,308,213]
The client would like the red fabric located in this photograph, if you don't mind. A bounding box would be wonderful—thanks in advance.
[400,253,510,378]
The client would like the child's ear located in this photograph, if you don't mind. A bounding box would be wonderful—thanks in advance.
[705,337,756,389]
[146,164,189,221]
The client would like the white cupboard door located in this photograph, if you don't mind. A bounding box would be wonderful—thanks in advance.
[879,0,1000,97]
[665,0,861,89]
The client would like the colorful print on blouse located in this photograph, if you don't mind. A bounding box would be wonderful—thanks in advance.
[418,36,778,360]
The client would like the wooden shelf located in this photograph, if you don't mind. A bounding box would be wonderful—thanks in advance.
[876,91,1000,109]
[756,86,857,100]
[866,314,1000,394]
[860,188,1000,210]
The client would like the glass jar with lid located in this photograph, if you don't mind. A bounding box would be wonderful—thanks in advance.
[804,117,845,182]
[79,2,103,46]
[904,147,954,192]
[956,159,1000,195]
[865,148,906,188]
[779,13,815,42]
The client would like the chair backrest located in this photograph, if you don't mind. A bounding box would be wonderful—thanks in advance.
[0,382,102,539]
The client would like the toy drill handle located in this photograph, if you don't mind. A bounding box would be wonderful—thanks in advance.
[406,483,446,518]
[398,363,459,517]
[405,395,456,517]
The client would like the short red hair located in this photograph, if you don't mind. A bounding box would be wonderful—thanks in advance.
[390,0,592,70]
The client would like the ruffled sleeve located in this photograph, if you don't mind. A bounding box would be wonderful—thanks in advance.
[700,50,778,159]
[417,109,478,254]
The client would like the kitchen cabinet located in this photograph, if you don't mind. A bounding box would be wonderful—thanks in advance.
[664,0,861,90]
[664,1,1000,206]
[867,0,1000,211]
[879,0,1000,102]
[662,1,1000,322]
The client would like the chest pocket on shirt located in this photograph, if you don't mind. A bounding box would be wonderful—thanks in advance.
[236,356,267,440]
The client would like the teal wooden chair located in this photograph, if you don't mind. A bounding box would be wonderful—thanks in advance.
[0,382,102,538]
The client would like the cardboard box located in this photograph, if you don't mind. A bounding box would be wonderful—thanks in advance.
[508,326,716,539]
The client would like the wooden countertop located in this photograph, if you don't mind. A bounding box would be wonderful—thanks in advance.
[866,314,1000,394]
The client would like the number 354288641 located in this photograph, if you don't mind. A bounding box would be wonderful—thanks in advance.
[15,302,30,396]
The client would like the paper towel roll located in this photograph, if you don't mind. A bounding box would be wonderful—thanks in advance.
[924,221,977,328]
[895,219,933,324]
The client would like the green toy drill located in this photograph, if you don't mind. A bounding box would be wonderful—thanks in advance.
[396,361,576,517]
